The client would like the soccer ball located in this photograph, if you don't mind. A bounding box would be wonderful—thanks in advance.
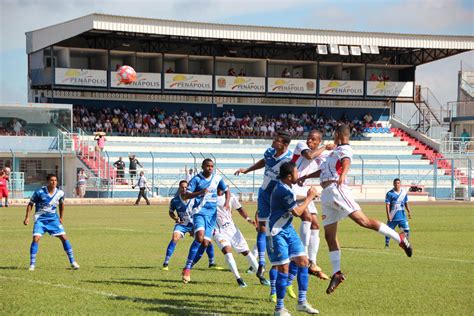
[117,65,137,84]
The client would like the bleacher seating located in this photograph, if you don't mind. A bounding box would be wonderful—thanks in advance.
[82,131,456,199]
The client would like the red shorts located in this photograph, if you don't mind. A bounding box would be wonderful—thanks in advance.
[0,187,8,198]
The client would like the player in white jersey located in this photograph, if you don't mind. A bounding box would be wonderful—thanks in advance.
[298,124,412,295]
[23,174,79,271]
[234,131,293,289]
[214,191,269,287]
[291,130,333,285]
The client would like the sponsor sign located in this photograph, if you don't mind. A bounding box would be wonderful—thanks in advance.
[55,68,107,87]
[111,72,161,89]
[268,78,316,94]
[164,73,212,91]
[215,76,265,93]
[319,80,363,96]
[367,81,414,97]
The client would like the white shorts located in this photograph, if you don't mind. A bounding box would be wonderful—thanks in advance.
[321,183,361,226]
[293,185,318,215]
[213,224,250,254]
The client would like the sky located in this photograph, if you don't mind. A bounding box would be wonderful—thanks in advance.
[0,0,473,106]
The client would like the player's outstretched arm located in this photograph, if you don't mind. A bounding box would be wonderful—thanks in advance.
[297,170,321,186]
[234,159,265,176]
[292,187,318,216]
[183,188,209,200]
[237,207,256,226]
[23,203,33,225]
[302,145,331,160]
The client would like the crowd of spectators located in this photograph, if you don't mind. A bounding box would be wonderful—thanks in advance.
[73,105,376,139]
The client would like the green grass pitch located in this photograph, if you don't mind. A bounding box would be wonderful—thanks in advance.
[0,203,472,315]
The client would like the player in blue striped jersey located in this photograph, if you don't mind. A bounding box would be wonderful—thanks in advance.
[234,131,293,288]
[181,158,230,283]
[267,162,319,315]
[23,174,79,271]
[385,178,412,247]
[162,180,217,270]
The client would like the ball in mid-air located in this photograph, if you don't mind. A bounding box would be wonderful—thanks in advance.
[117,65,137,84]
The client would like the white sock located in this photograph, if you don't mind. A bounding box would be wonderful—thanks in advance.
[329,250,341,275]
[378,223,401,243]
[308,229,320,264]
[245,252,259,271]
[251,244,258,259]
[300,221,311,254]
[225,253,241,279]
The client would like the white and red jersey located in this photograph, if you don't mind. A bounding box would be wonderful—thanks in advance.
[216,193,242,229]
[319,144,353,184]
[292,141,327,185]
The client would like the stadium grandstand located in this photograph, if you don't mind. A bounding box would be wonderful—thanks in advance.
[1,13,473,201]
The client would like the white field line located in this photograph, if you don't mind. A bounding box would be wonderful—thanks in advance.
[343,247,474,264]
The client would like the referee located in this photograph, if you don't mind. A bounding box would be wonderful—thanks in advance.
[133,171,150,205]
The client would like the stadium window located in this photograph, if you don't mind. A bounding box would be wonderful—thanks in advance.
[339,46,349,55]
[329,44,339,54]
[370,46,380,54]
[361,45,371,54]
[317,45,328,55]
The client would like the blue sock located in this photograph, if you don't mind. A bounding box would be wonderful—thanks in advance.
[404,230,410,240]
[257,232,266,266]
[206,243,215,265]
[270,267,278,295]
[185,240,201,269]
[164,240,177,265]
[30,241,39,266]
[62,240,75,264]
[297,266,309,305]
[276,271,288,310]
[287,261,298,286]
[385,235,390,246]
[192,244,207,267]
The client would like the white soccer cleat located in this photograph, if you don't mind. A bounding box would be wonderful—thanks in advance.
[71,262,80,270]
[297,302,319,314]
[274,307,291,316]
[28,265,35,271]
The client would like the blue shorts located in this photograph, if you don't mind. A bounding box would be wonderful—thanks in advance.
[173,222,193,237]
[257,188,271,221]
[266,226,306,266]
[387,219,410,231]
[193,213,216,241]
[33,217,65,236]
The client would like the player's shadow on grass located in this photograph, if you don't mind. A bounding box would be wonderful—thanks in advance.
[163,291,255,303]
[113,295,265,315]
[94,265,155,269]
[117,278,229,286]
[0,266,22,270]
[86,279,175,289]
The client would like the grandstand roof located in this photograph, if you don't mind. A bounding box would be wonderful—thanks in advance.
[26,13,474,54]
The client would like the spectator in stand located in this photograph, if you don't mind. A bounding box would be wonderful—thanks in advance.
[11,119,22,135]
[76,169,88,198]
[104,119,112,133]
[184,165,195,182]
[170,120,179,136]
[94,133,106,152]
[128,154,143,183]
[281,68,291,78]
[460,129,471,142]
[228,68,237,76]
[370,73,378,81]
[158,120,167,135]
[363,112,374,127]
[113,157,126,184]
[238,68,246,76]
[166,67,174,73]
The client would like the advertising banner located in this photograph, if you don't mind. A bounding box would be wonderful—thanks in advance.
[367,81,414,97]
[268,78,316,94]
[215,76,265,93]
[111,72,161,89]
[55,68,106,87]
[319,80,363,96]
[164,74,212,91]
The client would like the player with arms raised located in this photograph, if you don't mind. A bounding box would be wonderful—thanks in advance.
[234,131,293,287]
[23,174,79,271]
[299,124,412,294]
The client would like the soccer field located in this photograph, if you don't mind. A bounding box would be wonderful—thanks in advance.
[0,203,472,315]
